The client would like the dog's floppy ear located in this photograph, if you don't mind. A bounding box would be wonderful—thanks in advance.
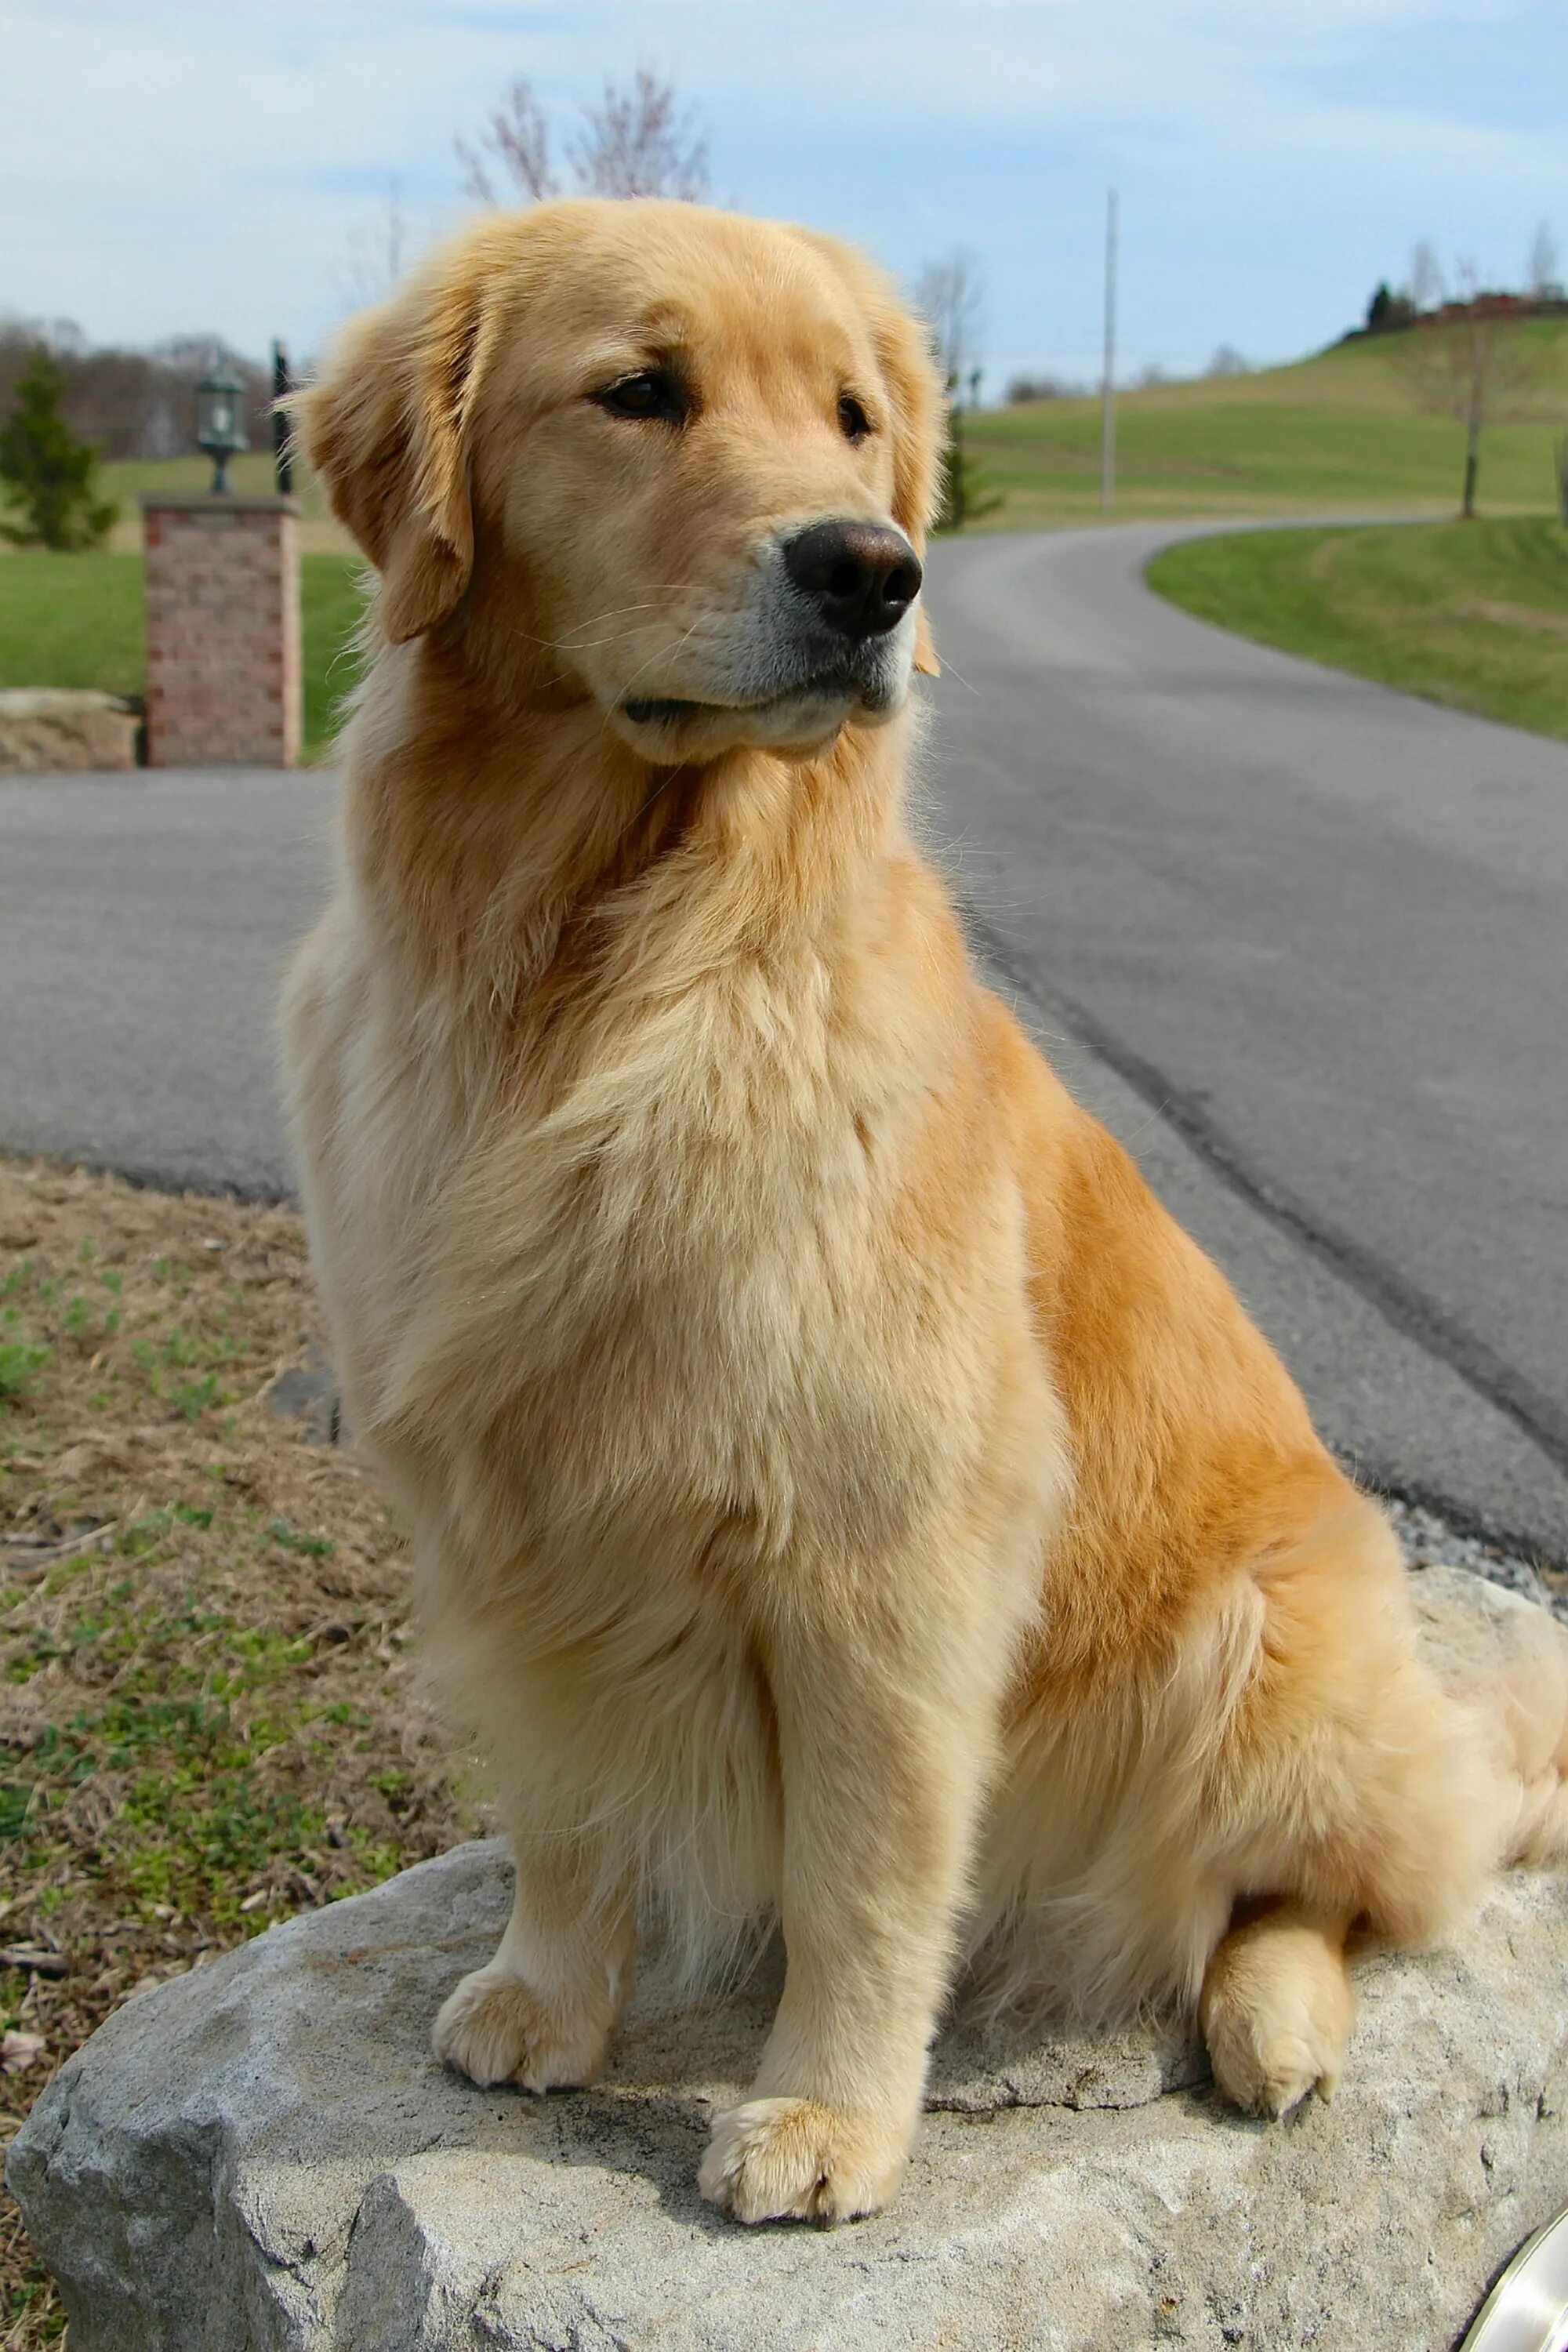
[297,258,488,644]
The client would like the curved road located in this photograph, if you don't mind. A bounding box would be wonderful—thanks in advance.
[1,523,1564,1559]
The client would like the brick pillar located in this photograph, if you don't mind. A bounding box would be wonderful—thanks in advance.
[141,495,301,768]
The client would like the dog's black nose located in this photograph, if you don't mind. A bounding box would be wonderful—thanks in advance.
[782,521,924,641]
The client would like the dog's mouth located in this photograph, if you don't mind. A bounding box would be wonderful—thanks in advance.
[622,674,869,728]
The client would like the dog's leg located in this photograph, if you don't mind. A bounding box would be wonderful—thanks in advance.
[698,1603,999,2223]
[433,1837,635,2093]
[1200,1899,1356,2118]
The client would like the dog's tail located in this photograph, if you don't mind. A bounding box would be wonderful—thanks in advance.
[1411,1563,1568,1874]
[1471,1652,1568,1868]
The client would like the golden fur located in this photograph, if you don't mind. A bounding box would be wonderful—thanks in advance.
[283,198,1568,2224]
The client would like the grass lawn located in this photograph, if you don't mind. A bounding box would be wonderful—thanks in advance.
[97,449,329,520]
[0,1157,483,2343]
[3,315,1559,558]
[1146,516,1568,742]
[966,317,1568,528]
[91,452,344,556]
[0,551,366,760]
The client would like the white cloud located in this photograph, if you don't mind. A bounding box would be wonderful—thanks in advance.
[0,0,1560,375]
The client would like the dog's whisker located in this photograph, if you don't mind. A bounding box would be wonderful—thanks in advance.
[930,651,982,696]
[511,591,714,659]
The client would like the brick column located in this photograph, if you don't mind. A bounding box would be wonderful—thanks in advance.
[141,495,301,768]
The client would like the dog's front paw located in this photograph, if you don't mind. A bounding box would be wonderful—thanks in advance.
[698,2096,908,2223]
[432,1963,608,2093]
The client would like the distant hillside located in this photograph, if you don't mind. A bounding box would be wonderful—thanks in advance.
[16,316,1567,554]
[971,317,1568,528]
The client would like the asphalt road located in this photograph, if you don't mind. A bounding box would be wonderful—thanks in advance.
[922,526,1568,1561]
[0,769,332,1199]
[2,524,1564,1558]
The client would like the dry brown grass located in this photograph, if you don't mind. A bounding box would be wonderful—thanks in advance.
[0,1156,482,2346]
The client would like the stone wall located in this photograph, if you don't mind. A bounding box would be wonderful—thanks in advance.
[0,689,139,772]
[141,495,300,768]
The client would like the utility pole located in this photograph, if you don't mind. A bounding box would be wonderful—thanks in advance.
[1100,188,1118,513]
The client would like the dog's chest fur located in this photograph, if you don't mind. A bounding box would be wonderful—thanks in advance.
[288,874,1031,1606]
[286,871,1059,1926]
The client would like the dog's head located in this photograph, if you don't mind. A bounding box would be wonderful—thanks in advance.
[300,200,943,761]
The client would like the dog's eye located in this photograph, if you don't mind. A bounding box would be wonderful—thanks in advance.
[597,369,688,423]
[837,393,873,443]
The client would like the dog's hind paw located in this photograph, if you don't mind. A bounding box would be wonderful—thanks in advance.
[432,1963,608,2093]
[1200,1907,1356,2119]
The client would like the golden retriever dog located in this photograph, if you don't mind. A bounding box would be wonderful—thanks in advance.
[283,198,1568,2225]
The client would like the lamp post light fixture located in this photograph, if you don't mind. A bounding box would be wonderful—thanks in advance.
[195,366,249,495]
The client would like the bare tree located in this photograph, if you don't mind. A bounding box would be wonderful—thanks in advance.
[1527,217,1562,299]
[456,65,708,208]
[1408,238,1446,315]
[0,320,271,460]
[1207,343,1248,376]
[337,179,413,309]
[568,66,709,199]
[911,249,986,387]
[1398,263,1544,517]
[457,78,556,205]
[1007,372,1083,404]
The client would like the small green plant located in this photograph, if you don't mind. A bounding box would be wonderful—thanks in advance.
[267,1517,334,1557]
[0,348,119,551]
[932,375,1002,535]
[0,1337,50,1402]
[172,1372,222,1421]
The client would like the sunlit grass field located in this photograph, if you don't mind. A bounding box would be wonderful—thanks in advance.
[967,318,1568,527]
[1146,516,1568,742]
[0,550,365,759]
[89,451,342,555]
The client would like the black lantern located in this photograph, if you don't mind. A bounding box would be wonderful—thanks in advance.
[196,366,249,495]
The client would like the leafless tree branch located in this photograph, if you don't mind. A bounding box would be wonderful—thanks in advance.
[567,64,709,201]
[456,78,557,208]
[911,249,986,387]
[1407,238,1446,314]
[336,179,413,310]
[1527,218,1562,300]
[456,65,707,209]
[1396,263,1548,516]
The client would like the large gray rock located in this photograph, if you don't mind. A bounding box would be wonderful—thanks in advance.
[13,1564,1568,2350]
[0,688,139,772]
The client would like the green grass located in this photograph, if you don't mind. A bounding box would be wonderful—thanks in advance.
[0,551,145,699]
[0,1160,481,2344]
[300,553,367,751]
[97,448,332,523]
[0,550,366,759]
[969,318,1568,528]
[1146,516,1568,740]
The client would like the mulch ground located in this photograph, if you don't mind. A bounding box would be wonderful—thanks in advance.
[0,1156,484,2346]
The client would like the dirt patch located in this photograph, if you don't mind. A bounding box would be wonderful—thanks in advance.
[0,1156,484,2345]
[1461,596,1568,640]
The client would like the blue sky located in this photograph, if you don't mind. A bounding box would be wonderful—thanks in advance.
[2,0,1564,387]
